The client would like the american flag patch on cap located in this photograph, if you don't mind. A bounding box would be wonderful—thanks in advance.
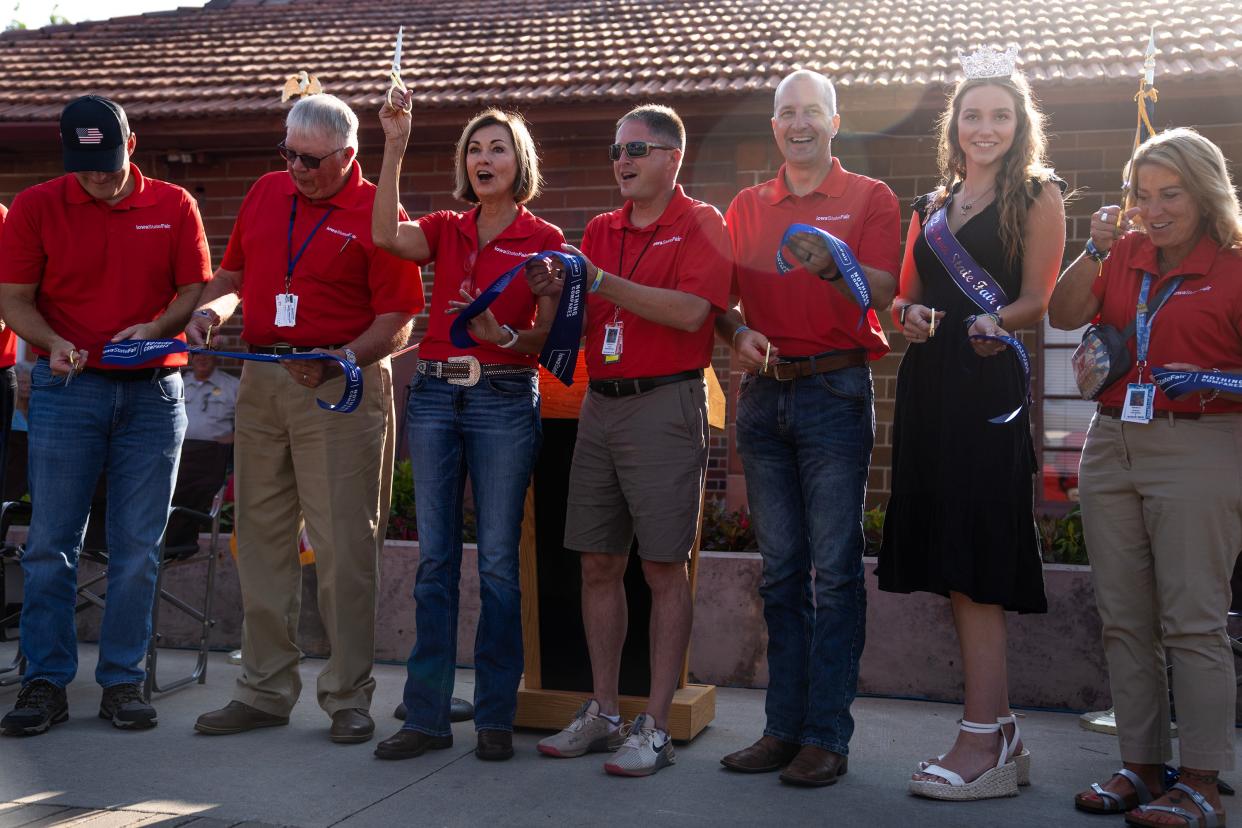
[76,127,103,145]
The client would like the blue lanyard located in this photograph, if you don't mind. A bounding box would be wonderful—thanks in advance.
[1134,271,1179,379]
[286,196,336,294]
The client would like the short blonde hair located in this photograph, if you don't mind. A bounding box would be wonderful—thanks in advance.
[1126,127,1242,249]
[453,109,542,205]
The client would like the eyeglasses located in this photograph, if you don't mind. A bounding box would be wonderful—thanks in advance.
[277,142,346,170]
[608,141,677,161]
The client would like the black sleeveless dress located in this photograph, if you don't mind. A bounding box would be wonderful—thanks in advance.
[876,185,1055,614]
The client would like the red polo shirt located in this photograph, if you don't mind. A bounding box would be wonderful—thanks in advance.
[415,206,564,366]
[0,166,211,368]
[0,203,15,369]
[1092,232,1242,413]
[581,185,730,380]
[727,159,900,360]
[221,162,424,347]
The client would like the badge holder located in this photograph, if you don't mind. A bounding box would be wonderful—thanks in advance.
[602,321,623,365]
[1121,381,1154,423]
[275,293,298,328]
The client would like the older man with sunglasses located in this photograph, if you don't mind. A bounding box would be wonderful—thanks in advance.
[531,104,730,777]
[190,93,423,743]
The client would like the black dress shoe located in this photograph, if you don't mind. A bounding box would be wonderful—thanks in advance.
[779,746,849,787]
[392,698,474,723]
[475,729,514,761]
[194,701,289,735]
[374,728,453,760]
[329,708,375,744]
[721,735,801,773]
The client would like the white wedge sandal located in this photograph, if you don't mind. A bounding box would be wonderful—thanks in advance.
[998,714,1031,786]
[909,719,1020,801]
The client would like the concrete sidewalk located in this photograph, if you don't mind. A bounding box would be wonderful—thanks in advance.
[0,643,1227,828]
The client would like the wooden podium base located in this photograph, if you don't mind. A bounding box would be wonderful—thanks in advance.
[515,678,716,742]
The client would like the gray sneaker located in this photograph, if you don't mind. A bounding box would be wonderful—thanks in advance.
[536,699,624,758]
[604,714,675,777]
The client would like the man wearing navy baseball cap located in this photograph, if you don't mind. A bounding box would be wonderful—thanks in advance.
[0,95,212,737]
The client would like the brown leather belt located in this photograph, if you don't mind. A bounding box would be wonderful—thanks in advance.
[758,349,867,381]
[1098,405,1201,421]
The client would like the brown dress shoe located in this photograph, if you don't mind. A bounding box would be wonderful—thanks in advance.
[329,708,375,744]
[721,735,802,773]
[778,745,849,787]
[373,728,454,760]
[194,701,289,735]
[475,729,514,761]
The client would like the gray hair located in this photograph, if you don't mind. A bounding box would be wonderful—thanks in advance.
[773,70,837,117]
[286,94,359,152]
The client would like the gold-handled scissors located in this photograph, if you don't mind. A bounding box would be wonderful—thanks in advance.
[928,307,937,338]
[762,341,771,373]
[387,26,411,112]
[65,349,79,386]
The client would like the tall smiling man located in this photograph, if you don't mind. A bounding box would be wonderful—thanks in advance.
[531,105,730,776]
[716,70,900,786]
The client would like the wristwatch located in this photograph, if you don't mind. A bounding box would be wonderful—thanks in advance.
[898,304,910,326]
[342,347,358,365]
[1085,238,1109,263]
[498,325,520,349]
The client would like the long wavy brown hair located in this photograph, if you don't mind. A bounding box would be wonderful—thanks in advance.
[931,73,1057,265]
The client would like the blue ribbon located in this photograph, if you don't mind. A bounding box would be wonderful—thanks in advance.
[923,203,1032,425]
[447,251,587,386]
[775,224,870,328]
[1151,367,1242,401]
[101,339,363,413]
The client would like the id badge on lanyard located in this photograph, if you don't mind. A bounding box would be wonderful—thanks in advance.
[602,316,624,364]
[275,293,299,327]
[1121,272,1161,424]
[281,196,335,330]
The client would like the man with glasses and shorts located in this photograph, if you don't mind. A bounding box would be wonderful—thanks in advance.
[530,104,730,777]
[190,93,423,744]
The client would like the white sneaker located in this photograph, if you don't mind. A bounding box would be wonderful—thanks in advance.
[604,714,675,777]
[536,699,624,758]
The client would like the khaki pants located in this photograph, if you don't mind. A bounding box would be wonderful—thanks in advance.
[232,359,395,717]
[1079,412,1242,770]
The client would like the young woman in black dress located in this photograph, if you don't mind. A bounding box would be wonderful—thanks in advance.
[878,60,1066,800]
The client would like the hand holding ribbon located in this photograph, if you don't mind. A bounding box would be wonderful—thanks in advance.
[775,224,871,328]
[1151,365,1242,401]
[102,339,363,413]
[448,250,588,386]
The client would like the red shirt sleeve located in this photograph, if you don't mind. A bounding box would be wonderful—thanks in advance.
[173,189,213,286]
[414,211,450,267]
[674,203,731,313]
[0,189,47,285]
[855,182,901,276]
[367,247,425,316]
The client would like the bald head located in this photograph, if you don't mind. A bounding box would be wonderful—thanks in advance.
[773,70,837,118]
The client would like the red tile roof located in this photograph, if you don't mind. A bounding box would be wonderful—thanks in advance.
[0,0,1236,122]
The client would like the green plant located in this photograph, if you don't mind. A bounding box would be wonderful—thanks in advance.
[1038,506,1088,565]
[862,507,885,556]
[699,499,757,551]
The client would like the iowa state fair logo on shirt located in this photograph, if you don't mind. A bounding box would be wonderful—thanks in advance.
[651,236,683,247]
[494,246,538,258]
[816,214,851,222]
[135,223,172,230]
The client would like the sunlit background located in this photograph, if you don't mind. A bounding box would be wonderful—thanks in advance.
[5,0,205,27]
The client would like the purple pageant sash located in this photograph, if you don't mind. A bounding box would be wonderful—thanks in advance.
[922,203,1031,424]
[448,251,587,387]
[102,339,363,413]
[1151,367,1242,401]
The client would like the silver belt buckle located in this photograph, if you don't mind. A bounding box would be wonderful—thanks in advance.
[447,355,481,387]
[771,362,798,382]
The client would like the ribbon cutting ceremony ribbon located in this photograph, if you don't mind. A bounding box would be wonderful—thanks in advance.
[448,250,588,386]
[775,223,871,328]
[967,333,1030,424]
[1151,367,1242,401]
[102,339,363,413]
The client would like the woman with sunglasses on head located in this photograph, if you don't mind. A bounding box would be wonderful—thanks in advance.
[370,90,563,763]
[878,53,1066,801]
[1052,128,1242,828]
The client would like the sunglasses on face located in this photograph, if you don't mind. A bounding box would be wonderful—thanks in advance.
[277,142,346,170]
[608,141,677,161]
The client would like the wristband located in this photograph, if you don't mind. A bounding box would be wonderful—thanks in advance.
[1085,237,1109,263]
[498,325,520,349]
[588,267,605,293]
[898,305,910,326]
[819,265,843,282]
[732,324,750,346]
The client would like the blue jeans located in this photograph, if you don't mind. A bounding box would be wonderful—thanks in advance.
[21,359,186,689]
[735,365,874,754]
[402,371,540,735]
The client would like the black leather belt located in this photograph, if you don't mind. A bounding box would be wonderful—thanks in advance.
[759,349,867,381]
[249,344,343,355]
[589,369,703,398]
[80,366,178,382]
[1098,405,1201,422]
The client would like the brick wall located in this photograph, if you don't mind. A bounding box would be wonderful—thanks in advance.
[3,114,1240,512]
